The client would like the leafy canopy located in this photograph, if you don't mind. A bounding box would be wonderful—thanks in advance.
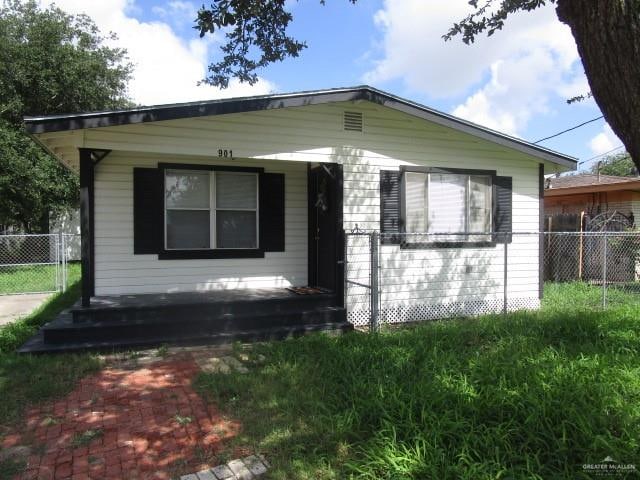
[0,0,132,232]
[592,153,637,177]
[195,0,356,88]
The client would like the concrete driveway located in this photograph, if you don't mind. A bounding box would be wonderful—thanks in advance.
[0,293,51,326]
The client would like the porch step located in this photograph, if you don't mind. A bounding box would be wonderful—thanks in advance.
[19,316,353,354]
[70,291,338,324]
[43,306,347,344]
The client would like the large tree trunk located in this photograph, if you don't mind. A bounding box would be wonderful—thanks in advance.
[556,0,640,168]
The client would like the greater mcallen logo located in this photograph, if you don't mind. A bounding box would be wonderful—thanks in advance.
[582,456,637,477]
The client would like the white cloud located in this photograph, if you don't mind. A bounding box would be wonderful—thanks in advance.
[589,124,622,156]
[366,0,585,137]
[152,1,198,29]
[39,0,275,106]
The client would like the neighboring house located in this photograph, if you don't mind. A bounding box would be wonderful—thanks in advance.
[545,173,640,224]
[543,173,640,285]
[21,86,575,352]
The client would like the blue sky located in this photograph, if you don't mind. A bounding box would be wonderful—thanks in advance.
[42,0,625,170]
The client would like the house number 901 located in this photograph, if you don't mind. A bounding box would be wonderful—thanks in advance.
[218,149,233,158]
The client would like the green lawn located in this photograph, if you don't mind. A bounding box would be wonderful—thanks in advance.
[1,281,639,479]
[0,262,80,294]
[0,280,100,425]
[195,283,640,479]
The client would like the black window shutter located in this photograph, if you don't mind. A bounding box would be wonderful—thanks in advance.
[259,173,285,252]
[493,175,513,243]
[380,170,401,244]
[133,168,163,254]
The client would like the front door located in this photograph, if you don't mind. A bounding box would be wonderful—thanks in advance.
[308,164,342,291]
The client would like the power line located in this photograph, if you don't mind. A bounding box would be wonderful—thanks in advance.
[533,115,604,143]
[578,145,626,165]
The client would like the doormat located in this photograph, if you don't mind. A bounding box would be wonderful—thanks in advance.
[286,286,331,295]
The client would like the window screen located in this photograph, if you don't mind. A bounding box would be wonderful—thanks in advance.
[215,172,257,248]
[165,171,210,249]
[429,174,467,234]
[403,170,492,240]
[405,172,427,233]
[165,169,259,250]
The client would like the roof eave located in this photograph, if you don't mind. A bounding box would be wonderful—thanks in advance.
[24,86,577,169]
[545,181,640,196]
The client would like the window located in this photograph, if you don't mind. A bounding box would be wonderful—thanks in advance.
[165,169,258,250]
[403,170,492,241]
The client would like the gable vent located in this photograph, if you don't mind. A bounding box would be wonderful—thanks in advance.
[343,111,363,132]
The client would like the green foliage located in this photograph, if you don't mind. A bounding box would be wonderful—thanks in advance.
[195,0,356,88]
[0,280,100,426]
[0,0,132,231]
[0,122,78,231]
[0,0,132,125]
[195,283,640,479]
[443,0,554,45]
[70,429,103,448]
[0,458,25,480]
[592,152,637,177]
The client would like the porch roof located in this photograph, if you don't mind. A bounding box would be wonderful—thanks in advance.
[24,85,576,170]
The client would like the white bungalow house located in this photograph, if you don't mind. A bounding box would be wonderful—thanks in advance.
[21,86,575,352]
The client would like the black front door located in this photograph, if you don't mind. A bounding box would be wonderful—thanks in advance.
[308,164,342,291]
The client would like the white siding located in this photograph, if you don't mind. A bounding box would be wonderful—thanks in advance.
[88,100,543,317]
[342,148,541,322]
[94,153,307,295]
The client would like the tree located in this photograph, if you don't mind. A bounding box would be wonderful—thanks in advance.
[0,0,132,232]
[194,0,640,169]
[591,152,637,177]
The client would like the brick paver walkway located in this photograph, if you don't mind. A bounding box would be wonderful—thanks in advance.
[2,353,241,480]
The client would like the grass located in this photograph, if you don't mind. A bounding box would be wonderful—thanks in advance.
[195,282,640,479]
[174,414,193,426]
[70,429,103,448]
[0,458,25,480]
[0,280,100,428]
[0,262,80,294]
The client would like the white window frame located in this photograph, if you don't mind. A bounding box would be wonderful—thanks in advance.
[164,169,260,250]
[403,171,493,236]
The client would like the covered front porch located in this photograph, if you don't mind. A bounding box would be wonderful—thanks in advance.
[19,287,352,353]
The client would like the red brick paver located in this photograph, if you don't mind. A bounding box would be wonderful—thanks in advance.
[4,355,240,480]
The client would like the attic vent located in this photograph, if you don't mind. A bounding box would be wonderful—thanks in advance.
[343,111,363,132]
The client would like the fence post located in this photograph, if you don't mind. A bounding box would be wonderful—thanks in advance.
[503,236,508,316]
[370,231,379,332]
[61,233,67,292]
[54,234,60,292]
[602,231,608,308]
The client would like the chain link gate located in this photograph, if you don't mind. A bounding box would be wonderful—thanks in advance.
[0,233,78,295]
[344,229,377,329]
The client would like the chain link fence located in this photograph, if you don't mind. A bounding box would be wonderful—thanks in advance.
[345,230,640,330]
[544,231,640,308]
[0,233,80,295]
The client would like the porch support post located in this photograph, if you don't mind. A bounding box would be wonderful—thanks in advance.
[538,163,545,299]
[79,148,94,307]
[335,164,345,307]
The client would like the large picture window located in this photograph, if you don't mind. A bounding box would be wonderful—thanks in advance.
[403,170,492,241]
[165,169,258,250]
